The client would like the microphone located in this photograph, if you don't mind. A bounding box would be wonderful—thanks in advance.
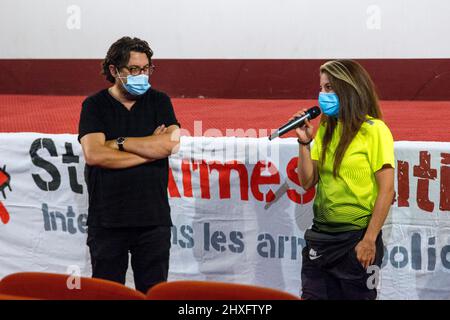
[269,106,321,140]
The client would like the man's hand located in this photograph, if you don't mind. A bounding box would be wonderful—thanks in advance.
[153,124,168,136]
[355,238,376,269]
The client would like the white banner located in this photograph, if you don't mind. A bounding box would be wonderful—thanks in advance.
[0,133,449,299]
[0,134,90,277]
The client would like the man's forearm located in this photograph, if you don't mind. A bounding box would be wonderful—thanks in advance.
[85,145,152,169]
[109,126,180,159]
[122,133,178,159]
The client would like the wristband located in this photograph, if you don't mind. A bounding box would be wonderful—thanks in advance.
[297,138,312,146]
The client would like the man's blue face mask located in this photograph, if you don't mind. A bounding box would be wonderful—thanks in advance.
[318,92,340,117]
[117,69,151,96]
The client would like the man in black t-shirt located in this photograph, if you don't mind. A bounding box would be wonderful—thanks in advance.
[78,36,180,294]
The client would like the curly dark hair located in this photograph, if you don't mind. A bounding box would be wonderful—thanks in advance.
[102,36,154,83]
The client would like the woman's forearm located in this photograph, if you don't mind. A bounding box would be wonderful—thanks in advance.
[297,144,317,190]
[364,167,395,242]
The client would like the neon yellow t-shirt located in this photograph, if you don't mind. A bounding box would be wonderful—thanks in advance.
[310,117,395,233]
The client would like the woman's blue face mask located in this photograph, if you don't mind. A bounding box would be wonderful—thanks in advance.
[318,92,340,117]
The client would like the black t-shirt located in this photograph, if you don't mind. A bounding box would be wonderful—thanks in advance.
[78,88,179,228]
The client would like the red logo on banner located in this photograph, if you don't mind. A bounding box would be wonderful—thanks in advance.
[0,165,12,224]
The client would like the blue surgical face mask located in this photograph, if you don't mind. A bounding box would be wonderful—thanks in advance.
[318,92,340,117]
[117,70,151,96]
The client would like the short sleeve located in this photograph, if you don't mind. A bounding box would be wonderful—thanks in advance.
[157,93,180,128]
[78,98,106,142]
[367,120,395,172]
[310,124,325,161]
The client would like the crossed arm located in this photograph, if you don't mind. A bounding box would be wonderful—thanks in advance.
[80,124,180,169]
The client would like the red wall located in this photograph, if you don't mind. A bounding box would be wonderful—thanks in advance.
[1,59,449,100]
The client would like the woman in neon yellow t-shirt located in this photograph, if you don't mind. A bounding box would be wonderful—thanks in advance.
[294,60,395,300]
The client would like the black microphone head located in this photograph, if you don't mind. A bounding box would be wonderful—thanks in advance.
[307,106,321,120]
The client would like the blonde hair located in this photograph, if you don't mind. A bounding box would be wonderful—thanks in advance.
[319,60,382,177]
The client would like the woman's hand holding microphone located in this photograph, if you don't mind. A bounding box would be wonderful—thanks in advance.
[289,109,314,145]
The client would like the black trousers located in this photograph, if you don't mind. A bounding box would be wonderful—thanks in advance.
[301,228,384,300]
[87,225,171,294]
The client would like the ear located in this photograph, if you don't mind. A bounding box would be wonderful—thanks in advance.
[109,65,118,78]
